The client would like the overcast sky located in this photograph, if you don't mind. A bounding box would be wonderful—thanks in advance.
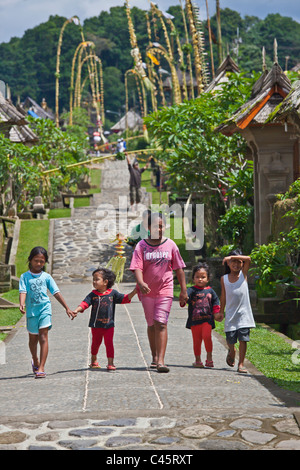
[0,0,299,44]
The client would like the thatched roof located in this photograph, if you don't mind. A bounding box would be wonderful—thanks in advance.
[205,55,240,94]
[269,80,300,129]
[0,91,38,144]
[110,110,143,132]
[216,62,291,136]
[9,123,39,144]
[20,97,54,121]
[0,91,27,131]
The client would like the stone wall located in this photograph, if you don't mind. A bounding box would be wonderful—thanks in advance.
[271,197,297,240]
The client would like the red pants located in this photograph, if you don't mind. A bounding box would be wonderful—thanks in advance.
[191,323,212,356]
[91,327,114,358]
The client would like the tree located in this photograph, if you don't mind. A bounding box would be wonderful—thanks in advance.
[144,71,258,204]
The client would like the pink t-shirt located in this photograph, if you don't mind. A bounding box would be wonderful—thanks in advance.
[130,238,186,297]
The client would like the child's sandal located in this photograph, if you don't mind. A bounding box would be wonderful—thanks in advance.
[35,371,46,378]
[89,362,101,369]
[193,361,204,368]
[205,360,214,368]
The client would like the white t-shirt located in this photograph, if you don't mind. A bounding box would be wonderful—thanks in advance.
[223,271,255,332]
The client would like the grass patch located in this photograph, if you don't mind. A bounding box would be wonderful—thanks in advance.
[15,219,50,277]
[214,321,300,394]
[0,290,22,341]
[48,208,71,219]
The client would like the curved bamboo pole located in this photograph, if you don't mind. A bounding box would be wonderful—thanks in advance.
[125,0,152,93]
[179,0,194,99]
[125,69,147,127]
[55,16,80,127]
[147,45,181,105]
[150,3,181,104]
[145,12,158,112]
[205,0,215,78]
[69,41,94,125]
[185,0,204,95]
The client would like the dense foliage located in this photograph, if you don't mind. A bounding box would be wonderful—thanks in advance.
[144,71,258,204]
[250,180,300,297]
[0,116,89,214]
[0,6,299,120]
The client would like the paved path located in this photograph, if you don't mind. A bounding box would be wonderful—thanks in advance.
[1,284,299,450]
[0,158,299,451]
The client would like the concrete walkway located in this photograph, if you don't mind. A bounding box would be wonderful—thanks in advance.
[0,158,299,451]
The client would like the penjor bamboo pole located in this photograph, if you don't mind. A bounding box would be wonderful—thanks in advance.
[216,0,223,66]
[205,0,215,78]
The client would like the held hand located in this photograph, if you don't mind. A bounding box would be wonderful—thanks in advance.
[138,282,151,295]
[214,313,223,322]
[179,290,188,307]
[66,308,77,320]
[19,305,26,315]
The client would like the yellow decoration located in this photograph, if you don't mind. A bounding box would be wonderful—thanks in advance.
[106,234,128,283]
[147,52,160,65]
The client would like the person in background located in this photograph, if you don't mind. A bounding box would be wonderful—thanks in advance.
[126,154,150,213]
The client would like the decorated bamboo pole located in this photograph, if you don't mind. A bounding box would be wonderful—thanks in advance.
[216,0,223,66]
[185,0,204,95]
[179,0,194,99]
[55,16,80,127]
[125,0,153,94]
[150,3,181,104]
[69,41,94,125]
[168,19,188,100]
[145,12,158,112]
[147,11,166,107]
[147,45,180,105]
[205,0,215,78]
[98,57,105,124]
[192,2,209,88]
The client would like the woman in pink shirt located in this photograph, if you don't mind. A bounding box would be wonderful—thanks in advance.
[130,212,187,372]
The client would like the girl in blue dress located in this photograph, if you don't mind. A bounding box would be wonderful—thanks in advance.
[19,246,75,378]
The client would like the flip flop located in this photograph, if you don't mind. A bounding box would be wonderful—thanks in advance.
[107,365,116,371]
[193,361,204,368]
[157,364,169,373]
[35,371,46,379]
[89,362,101,369]
[205,360,214,368]
[150,362,157,369]
[237,366,248,374]
[31,361,38,375]
[226,350,235,367]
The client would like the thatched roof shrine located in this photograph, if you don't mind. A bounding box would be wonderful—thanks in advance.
[205,54,240,94]
[216,61,291,136]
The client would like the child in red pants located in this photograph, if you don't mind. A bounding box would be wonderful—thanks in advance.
[73,268,136,370]
[182,263,222,368]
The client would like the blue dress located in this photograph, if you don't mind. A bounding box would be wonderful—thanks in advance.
[19,271,59,318]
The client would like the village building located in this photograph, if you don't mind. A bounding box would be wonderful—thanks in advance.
[216,46,299,245]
